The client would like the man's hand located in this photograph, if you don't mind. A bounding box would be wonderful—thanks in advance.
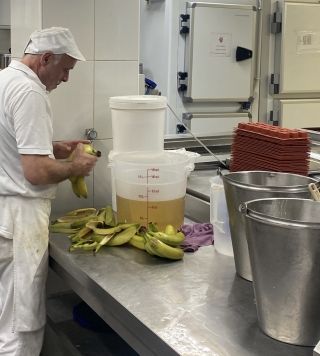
[69,143,98,177]
[53,140,91,159]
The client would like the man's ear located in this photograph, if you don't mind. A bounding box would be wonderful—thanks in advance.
[40,52,53,65]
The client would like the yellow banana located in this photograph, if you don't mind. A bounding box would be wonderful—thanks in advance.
[149,231,185,246]
[164,224,177,235]
[107,226,137,246]
[75,176,88,198]
[69,144,101,199]
[144,240,156,256]
[83,144,101,157]
[128,234,146,250]
[146,234,184,260]
[70,176,81,198]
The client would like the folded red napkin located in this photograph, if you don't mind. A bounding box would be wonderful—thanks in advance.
[180,223,214,252]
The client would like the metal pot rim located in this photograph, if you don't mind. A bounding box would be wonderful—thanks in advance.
[240,197,320,228]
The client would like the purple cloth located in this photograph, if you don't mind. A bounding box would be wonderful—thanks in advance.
[180,223,214,252]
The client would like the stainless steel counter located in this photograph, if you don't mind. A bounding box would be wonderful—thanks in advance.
[49,235,313,356]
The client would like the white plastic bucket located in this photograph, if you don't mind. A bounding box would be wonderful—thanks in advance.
[210,175,234,257]
[109,95,167,153]
[113,151,189,230]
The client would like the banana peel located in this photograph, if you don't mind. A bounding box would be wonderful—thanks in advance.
[50,205,184,260]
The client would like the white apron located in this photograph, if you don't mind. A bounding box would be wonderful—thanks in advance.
[0,196,51,332]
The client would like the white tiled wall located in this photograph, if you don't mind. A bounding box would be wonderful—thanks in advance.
[10,0,42,58]
[94,61,139,140]
[10,0,140,212]
[42,0,94,61]
[95,0,139,60]
[50,61,94,141]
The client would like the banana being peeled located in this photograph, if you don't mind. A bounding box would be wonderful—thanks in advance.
[70,176,88,198]
[69,144,101,199]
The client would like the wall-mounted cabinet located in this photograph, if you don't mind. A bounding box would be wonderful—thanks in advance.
[181,2,257,102]
[269,0,320,130]
[274,99,320,129]
[276,1,320,95]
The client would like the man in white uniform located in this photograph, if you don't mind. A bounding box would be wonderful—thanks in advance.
[0,27,98,355]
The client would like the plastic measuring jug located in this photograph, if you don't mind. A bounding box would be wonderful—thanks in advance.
[210,175,234,257]
[113,151,190,230]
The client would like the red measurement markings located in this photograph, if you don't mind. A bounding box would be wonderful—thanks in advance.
[147,168,160,179]
[147,189,159,194]
[147,205,158,210]
[146,168,160,222]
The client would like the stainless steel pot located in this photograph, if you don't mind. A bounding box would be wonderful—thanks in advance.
[222,171,318,281]
[241,198,320,346]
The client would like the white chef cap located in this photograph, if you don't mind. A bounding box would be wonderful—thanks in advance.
[24,27,85,61]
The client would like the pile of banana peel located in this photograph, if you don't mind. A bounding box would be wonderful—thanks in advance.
[50,206,185,260]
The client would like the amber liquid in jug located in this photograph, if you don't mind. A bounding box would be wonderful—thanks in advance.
[116,195,185,230]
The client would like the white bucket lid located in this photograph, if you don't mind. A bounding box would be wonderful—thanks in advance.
[109,95,167,110]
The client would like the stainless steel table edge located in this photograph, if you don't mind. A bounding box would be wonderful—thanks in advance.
[49,245,179,356]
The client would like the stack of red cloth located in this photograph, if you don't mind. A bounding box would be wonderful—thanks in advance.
[230,123,310,176]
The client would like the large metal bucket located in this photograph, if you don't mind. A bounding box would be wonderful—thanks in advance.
[222,171,318,281]
[241,198,320,346]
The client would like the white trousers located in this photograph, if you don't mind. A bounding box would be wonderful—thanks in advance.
[0,235,45,355]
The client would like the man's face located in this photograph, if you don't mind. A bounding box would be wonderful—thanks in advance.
[39,53,77,92]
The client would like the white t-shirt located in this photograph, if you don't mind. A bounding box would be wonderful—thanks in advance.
[0,60,57,199]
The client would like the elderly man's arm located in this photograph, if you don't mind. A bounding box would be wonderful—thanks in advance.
[20,143,97,185]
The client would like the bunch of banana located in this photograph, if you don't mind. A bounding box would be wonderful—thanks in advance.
[142,223,185,260]
[144,233,184,260]
[69,143,101,199]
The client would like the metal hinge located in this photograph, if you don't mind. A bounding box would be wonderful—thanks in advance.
[182,112,192,129]
[177,71,188,92]
[270,73,280,95]
[271,3,282,34]
[269,111,278,126]
[176,112,191,134]
[180,14,190,34]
